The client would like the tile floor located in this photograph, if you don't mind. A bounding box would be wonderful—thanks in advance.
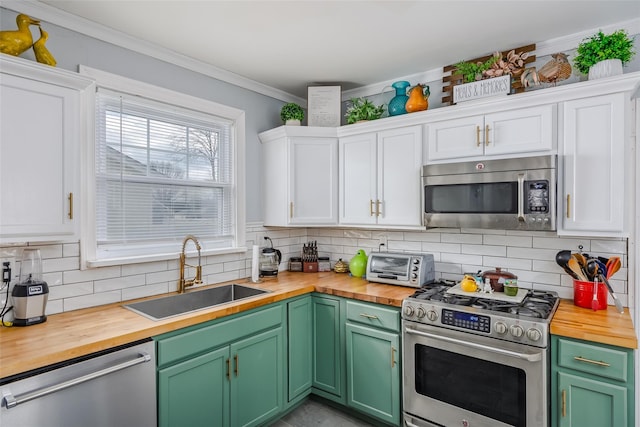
[270,397,374,427]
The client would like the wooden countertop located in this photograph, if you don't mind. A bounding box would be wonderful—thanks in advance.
[550,299,638,349]
[0,271,415,379]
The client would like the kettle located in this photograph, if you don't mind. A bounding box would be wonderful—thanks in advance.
[259,237,282,278]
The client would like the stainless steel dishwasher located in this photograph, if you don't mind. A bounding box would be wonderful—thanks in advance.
[0,339,156,427]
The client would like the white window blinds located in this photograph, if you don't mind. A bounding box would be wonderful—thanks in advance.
[95,88,235,258]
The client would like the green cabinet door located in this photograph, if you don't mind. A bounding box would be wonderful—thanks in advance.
[158,346,229,427]
[230,327,284,427]
[287,296,312,402]
[346,322,400,426]
[557,371,627,427]
[311,295,344,402]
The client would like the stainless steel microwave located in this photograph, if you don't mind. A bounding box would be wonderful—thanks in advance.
[422,155,556,230]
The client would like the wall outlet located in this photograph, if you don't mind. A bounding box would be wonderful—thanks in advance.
[378,235,388,251]
[1,257,16,286]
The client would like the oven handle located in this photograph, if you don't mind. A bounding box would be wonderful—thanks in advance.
[405,327,542,362]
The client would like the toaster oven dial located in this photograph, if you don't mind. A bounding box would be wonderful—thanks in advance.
[510,324,524,338]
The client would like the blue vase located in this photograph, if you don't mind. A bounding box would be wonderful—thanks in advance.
[388,81,410,116]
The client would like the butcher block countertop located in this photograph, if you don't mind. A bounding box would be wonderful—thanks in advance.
[0,271,415,379]
[550,299,638,349]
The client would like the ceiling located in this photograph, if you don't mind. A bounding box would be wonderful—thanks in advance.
[38,1,640,98]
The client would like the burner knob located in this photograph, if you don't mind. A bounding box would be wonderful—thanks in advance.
[527,328,542,342]
[494,322,508,335]
[426,310,438,322]
[510,324,524,338]
[416,307,426,319]
[404,305,415,317]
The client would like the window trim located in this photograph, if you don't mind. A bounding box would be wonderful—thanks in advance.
[79,66,246,268]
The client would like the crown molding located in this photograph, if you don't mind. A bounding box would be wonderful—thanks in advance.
[1,0,305,105]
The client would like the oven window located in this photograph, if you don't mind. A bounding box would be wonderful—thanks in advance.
[369,256,409,276]
[425,182,517,214]
[415,344,526,427]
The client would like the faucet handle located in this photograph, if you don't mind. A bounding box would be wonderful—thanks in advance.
[194,265,203,284]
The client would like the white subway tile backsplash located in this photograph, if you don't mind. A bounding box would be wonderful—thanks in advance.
[8,224,631,314]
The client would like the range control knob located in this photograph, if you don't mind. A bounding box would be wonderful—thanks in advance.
[416,307,426,319]
[510,324,524,338]
[527,328,542,342]
[404,305,415,317]
[426,310,438,322]
[494,322,508,335]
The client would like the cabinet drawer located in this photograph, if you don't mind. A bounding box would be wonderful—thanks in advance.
[557,337,629,382]
[156,304,283,367]
[345,300,399,332]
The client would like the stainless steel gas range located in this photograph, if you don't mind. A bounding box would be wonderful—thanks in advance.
[402,279,559,427]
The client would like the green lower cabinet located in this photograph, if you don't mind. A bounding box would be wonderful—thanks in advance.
[287,296,313,404]
[230,327,284,426]
[345,322,400,426]
[311,295,345,403]
[551,335,635,427]
[158,347,229,427]
[557,371,627,427]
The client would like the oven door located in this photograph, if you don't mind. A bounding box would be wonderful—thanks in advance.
[403,320,548,427]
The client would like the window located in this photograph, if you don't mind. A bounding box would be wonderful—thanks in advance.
[82,67,245,265]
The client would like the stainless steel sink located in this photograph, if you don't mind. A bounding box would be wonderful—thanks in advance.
[123,284,270,321]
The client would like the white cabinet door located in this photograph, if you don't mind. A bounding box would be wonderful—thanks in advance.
[339,133,377,225]
[485,104,555,155]
[377,126,422,227]
[289,137,338,225]
[560,93,626,235]
[339,126,422,227]
[260,127,338,227]
[428,115,484,161]
[0,64,90,243]
[427,105,554,161]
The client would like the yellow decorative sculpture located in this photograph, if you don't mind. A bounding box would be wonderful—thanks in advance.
[33,27,56,66]
[0,14,40,56]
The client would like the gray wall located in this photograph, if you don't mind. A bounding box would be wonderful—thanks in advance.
[1,8,284,222]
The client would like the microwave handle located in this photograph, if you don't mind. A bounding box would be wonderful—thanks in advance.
[517,173,526,222]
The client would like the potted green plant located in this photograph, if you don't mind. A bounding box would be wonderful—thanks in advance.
[280,103,304,125]
[573,29,635,80]
[454,56,498,83]
[345,98,385,124]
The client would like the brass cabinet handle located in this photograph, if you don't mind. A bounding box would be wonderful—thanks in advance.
[68,193,73,220]
[376,200,382,217]
[234,354,239,376]
[289,202,293,219]
[359,313,379,320]
[566,194,571,219]
[562,389,566,417]
[476,126,481,147]
[391,346,397,368]
[370,200,374,216]
[573,356,611,367]
[485,125,490,146]
[226,358,230,380]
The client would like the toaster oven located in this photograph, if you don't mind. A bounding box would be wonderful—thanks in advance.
[366,252,434,287]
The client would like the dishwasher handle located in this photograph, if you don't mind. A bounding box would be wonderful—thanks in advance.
[3,351,152,409]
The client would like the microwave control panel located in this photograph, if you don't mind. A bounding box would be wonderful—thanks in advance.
[526,180,549,214]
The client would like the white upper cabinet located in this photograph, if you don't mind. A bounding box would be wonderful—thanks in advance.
[427,105,555,161]
[259,126,338,227]
[339,126,422,228]
[559,93,627,236]
[0,57,94,244]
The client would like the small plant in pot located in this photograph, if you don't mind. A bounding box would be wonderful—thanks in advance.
[573,29,635,79]
[280,103,304,125]
[345,98,385,124]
